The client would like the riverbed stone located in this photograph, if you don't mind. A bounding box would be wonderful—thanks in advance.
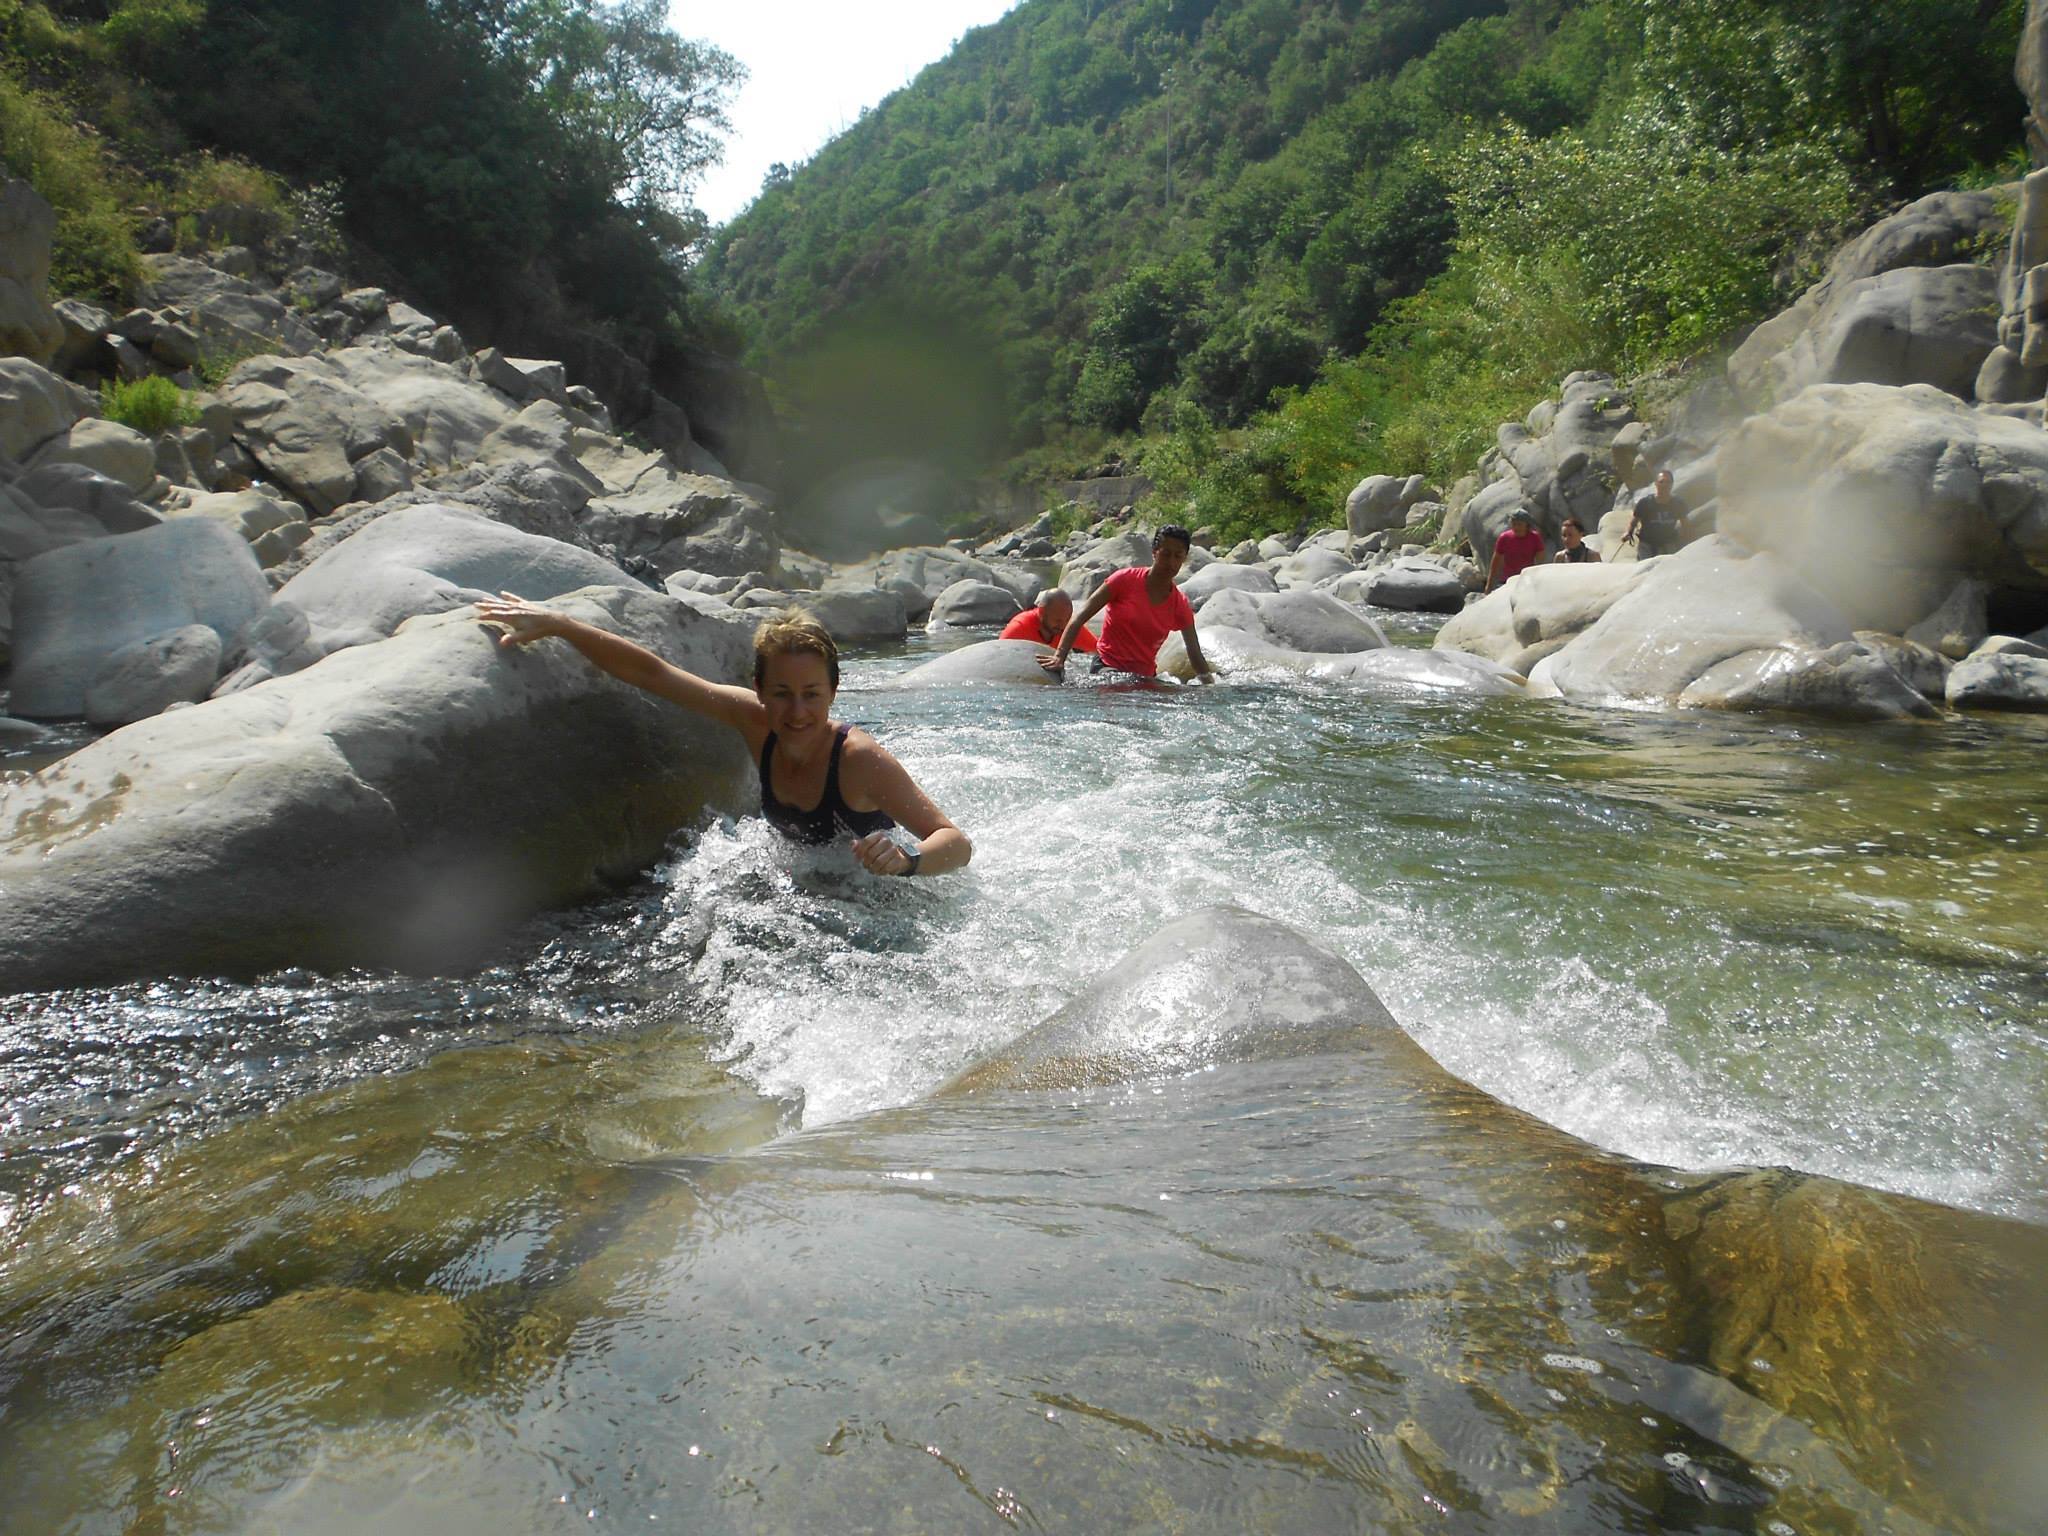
[1903,577,1990,659]
[1179,561,1278,606]
[137,253,321,358]
[1274,545,1354,589]
[0,585,754,990]
[1364,556,1466,613]
[82,623,223,725]
[0,358,93,462]
[0,178,62,364]
[926,578,1019,628]
[940,907,1419,1094]
[796,587,908,643]
[275,502,634,662]
[26,418,158,494]
[896,638,1061,688]
[14,462,160,534]
[1309,647,1527,695]
[1523,544,1930,719]
[1853,631,1953,701]
[1944,640,2048,710]
[9,517,270,719]
[1717,382,2048,631]
[1198,587,1388,654]
[1729,190,2011,402]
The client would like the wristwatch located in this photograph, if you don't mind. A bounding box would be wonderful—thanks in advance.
[899,848,922,877]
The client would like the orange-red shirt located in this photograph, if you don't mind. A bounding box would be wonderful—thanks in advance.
[1000,608,1098,651]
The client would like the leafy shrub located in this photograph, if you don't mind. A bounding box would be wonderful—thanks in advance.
[99,375,197,435]
[0,67,142,300]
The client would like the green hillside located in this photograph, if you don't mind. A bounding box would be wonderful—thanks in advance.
[1,0,742,418]
[704,0,2025,539]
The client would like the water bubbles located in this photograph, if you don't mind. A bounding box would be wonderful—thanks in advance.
[1542,1353,1604,1376]
[1662,1451,1691,1470]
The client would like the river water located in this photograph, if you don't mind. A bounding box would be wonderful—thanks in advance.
[2,624,2045,1532]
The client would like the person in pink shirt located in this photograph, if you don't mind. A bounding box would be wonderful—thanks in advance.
[1039,525,1215,682]
[1485,508,1547,593]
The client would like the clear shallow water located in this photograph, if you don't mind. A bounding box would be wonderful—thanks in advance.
[3,629,2046,1531]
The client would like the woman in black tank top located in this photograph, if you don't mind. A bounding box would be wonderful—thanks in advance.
[477,598,972,877]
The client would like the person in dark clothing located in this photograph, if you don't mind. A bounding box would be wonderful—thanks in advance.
[475,597,971,877]
[1553,517,1602,563]
[1625,469,1690,558]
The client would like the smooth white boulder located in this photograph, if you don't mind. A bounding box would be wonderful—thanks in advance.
[275,503,636,662]
[1179,561,1278,605]
[82,623,222,725]
[1718,383,2048,631]
[0,586,753,991]
[926,578,1019,629]
[1199,587,1388,653]
[1534,546,1933,719]
[896,638,1061,687]
[26,418,158,494]
[9,518,269,718]
[1945,641,2048,711]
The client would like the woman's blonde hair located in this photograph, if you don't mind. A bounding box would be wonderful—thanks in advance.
[753,611,839,689]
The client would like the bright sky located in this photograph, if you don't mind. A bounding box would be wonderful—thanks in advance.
[672,1,1026,228]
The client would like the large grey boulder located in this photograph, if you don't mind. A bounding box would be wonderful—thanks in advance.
[795,586,908,644]
[1363,556,1466,613]
[9,518,269,719]
[164,488,311,569]
[83,623,223,725]
[1273,544,1353,589]
[25,418,159,494]
[1903,578,1991,659]
[275,503,634,660]
[1197,587,1388,653]
[1524,545,1935,719]
[925,578,1017,629]
[832,546,1000,619]
[1057,529,1152,598]
[1736,265,1999,401]
[137,253,322,358]
[1343,473,1429,539]
[221,355,416,514]
[896,637,1061,688]
[1179,560,1277,606]
[0,179,62,364]
[0,357,93,461]
[0,586,753,991]
[15,462,160,534]
[1717,383,2048,630]
[1945,638,2048,711]
[1730,191,2011,402]
[577,435,778,579]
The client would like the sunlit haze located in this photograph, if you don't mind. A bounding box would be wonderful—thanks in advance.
[671,0,1026,229]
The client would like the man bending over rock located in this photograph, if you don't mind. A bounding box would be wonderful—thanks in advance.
[1000,588,1098,652]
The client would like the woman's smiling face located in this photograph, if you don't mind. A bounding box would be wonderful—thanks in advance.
[758,649,836,741]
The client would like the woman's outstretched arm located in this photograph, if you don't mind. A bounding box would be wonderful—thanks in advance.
[841,733,973,876]
[476,593,764,739]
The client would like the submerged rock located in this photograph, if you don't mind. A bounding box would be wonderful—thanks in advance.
[896,637,1060,687]
[1198,586,1387,654]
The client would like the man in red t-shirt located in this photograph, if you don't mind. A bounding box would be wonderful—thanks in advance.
[1040,525,1214,681]
[999,588,1098,652]
[1485,509,1546,592]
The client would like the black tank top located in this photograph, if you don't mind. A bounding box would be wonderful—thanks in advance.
[758,723,897,846]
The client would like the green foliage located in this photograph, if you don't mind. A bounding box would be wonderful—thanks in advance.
[98,374,197,434]
[99,0,204,60]
[0,64,141,299]
[710,0,2025,543]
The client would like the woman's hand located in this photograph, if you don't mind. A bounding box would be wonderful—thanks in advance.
[851,830,918,876]
[476,593,564,647]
